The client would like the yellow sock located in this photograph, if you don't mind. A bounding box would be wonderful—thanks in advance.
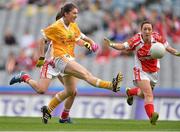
[48,94,61,113]
[96,79,112,90]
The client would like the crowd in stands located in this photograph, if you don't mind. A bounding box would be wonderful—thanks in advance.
[0,0,180,74]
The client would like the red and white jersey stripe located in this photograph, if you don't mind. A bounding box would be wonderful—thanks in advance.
[125,32,168,73]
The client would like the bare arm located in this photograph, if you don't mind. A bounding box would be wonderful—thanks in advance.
[36,38,51,67]
[103,38,126,50]
[76,33,98,52]
[166,45,180,56]
[79,32,95,45]
[82,36,95,45]
[38,38,47,58]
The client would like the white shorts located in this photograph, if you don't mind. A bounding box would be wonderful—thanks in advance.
[133,67,158,88]
[40,54,75,79]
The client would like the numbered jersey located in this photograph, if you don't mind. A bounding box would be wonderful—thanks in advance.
[126,32,168,72]
[41,18,81,58]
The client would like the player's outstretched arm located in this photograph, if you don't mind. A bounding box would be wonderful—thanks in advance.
[82,36,98,52]
[103,38,126,50]
[166,45,180,56]
[77,38,98,52]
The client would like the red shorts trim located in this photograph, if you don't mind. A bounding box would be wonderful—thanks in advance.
[133,67,141,81]
[40,61,49,78]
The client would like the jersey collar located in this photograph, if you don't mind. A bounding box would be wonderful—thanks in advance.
[60,18,70,30]
[139,32,156,44]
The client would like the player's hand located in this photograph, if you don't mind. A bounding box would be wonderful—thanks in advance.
[104,38,113,47]
[175,52,180,56]
[84,42,92,51]
[36,57,45,67]
[91,43,99,52]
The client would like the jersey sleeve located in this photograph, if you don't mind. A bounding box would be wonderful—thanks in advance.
[153,32,169,48]
[41,23,61,42]
[127,34,141,50]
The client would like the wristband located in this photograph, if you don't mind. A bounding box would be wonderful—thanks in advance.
[110,43,116,47]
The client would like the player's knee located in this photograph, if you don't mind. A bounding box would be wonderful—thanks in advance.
[37,89,46,94]
[36,84,48,94]
[36,87,47,94]
[145,93,153,102]
[67,90,77,97]
[66,89,77,97]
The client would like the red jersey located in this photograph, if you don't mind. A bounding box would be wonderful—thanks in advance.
[126,32,168,72]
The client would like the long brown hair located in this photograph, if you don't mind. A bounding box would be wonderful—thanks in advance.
[56,3,77,20]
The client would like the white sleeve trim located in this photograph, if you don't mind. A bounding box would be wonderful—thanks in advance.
[81,33,88,39]
[76,33,87,41]
[41,29,48,40]
[123,42,130,49]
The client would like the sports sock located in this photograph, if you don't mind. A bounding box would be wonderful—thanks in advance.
[145,103,154,118]
[61,109,70,119]
[96,79,112,89]
[127,87,140,96]
[47,93,62,113]
[22,74,30,82]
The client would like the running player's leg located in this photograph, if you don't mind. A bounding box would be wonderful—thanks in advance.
[9,71,51,94]
[136,80,158,125]
[126,86,144,105]
[27,78,51,94]
[42,75,77,123]
[64,60,123,92]
[58,76,77,123]
[59,93,77,123]
[126,69,149,105]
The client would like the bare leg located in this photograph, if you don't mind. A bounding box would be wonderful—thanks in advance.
[47,75,77,113]
[136,80,153,104]
[57,75,77,111]
[27,78,51,94]
[64,60,113,90]
[57,75,77,120]
[136,80,155,119]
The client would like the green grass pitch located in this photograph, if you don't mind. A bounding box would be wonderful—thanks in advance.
[0,117,180,131]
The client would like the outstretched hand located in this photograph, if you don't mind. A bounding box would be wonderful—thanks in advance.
[84,42,99,52]
[91,43,99,52]
[175,52,180,56]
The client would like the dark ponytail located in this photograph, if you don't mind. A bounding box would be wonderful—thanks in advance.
[56,3,77,21]
[56,7,64,20]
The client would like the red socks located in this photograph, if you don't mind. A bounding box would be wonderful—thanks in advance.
[61,109,69,119]
[145,104,154,118]
[22,74,30,82]
[127,87,140,96]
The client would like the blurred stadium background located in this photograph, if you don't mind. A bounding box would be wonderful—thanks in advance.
[0,0,180,121]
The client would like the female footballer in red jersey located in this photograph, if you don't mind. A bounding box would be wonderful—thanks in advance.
[10,3,123,124]
[104,20,180,125]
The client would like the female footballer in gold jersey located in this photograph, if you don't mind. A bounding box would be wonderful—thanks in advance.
[9,3,122,124]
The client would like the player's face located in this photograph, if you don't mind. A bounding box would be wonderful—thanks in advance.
[141,23,153,42]
[65,8,78,23]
